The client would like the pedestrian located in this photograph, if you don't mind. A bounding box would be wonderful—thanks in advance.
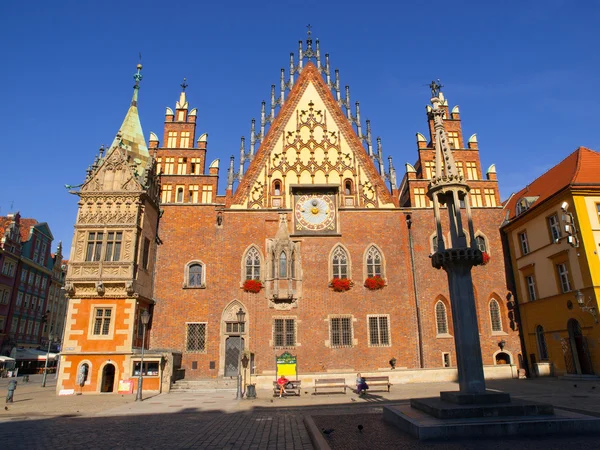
[356,373,368,396]
[277,375,289,398]
[6,379,17,403]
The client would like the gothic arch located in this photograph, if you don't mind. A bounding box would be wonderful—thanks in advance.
[488,294,505,334]
[434,295,453,336]
[240,244,264,284]
[362,244,386,280]
[492,349,513,365]
[474,229,490,254]
[219,300,250,376]
[429,231,447,254]
[328,244,352,280]
[97,360,119,393]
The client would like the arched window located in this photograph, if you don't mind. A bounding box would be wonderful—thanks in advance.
[435,301,448,335]
[332,246,348,279]
[536,325,549,360]
[274,180,281,196]
[279,252,287,278]
[476,236,487,252]
[366,246,383,278]
[245,248,261,280]
[489,299,502,332]
[188,263,203,287]
[344,179,353,195]
[176,187,184,203]
[432,236,439,253]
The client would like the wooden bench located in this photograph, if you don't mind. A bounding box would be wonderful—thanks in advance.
[362,376,391,393]
[273,380,302,396]
[314,378,347,394]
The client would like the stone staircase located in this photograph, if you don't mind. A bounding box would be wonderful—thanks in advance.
[170,377,239,393]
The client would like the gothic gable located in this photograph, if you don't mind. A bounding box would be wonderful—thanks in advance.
[81,146,144,194]
[230,63,395,209]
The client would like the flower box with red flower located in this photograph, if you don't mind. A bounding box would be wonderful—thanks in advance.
[243,279,263,293]
[481,252,491,265]
[330,278,352,292]
[364,276,385,290]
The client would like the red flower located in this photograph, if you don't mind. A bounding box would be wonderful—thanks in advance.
[243,279,262,293]
[330,278,352,292]
[481,252,491,265]
[364,276,385,290]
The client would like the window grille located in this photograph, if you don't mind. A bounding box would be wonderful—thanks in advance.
[188,264,203,287]
[548,215,561,241]
[273,318,296,348]
[536,325,549,360]
[368,316,390,346]
[489,299,502,332]
[366,246,382,278]
[330,317,352,348]
[93,308,112,335]
[557,263,570,292]
[186,323,207,352]
[435,301,448,334]
[245,248,261,280]
[86,232,103,262]
[104,232,122,262]
[332,246,348,279]
[475,236,487,252]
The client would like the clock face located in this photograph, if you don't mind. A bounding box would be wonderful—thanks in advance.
[294,194,336,232]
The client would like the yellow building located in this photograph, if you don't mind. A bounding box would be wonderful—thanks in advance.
[502,147,600,377]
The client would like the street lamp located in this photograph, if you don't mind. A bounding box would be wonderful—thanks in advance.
[575,290,598,324]
[136,309,151,401]
[41,333,53,387]
[235,308,246,400]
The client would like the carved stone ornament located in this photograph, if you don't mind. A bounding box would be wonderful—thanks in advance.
[96,281,105,296]
[125,280,135,297]
[64,282,75,297]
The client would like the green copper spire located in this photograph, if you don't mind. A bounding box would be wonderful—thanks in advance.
[132,63,143,106]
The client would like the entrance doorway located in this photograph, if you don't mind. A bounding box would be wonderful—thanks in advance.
[567,319,594,375]
[101,363,116,392]
[224,336,244,377]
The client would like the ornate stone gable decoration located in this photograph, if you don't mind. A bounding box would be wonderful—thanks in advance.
[266,213,302,310]
[229,63,396,210]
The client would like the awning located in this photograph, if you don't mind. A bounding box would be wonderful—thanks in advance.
[14,348,59,361]
[0,355,16,362]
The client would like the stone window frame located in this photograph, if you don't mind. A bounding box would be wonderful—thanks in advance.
[272,316,297,349]
[326,315,355,348]
[363,244,386,281]
[329,244,352,280]
[240,245,264,286]
[185,322,207,353]
[366,314,391,348]
[87,305,115,341]
[183,260,206,289]
[77,360,92,386]
[435,298,452,337]
[547,249,573,294]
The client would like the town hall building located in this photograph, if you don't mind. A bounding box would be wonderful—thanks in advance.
[57,35,520,394]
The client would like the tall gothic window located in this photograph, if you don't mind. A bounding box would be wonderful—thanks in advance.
[332,246,348,279]
[489,299,502,332]
[366,246,383,278]
[245,248,261,280]
[279,252,287,278]
[435,301,448,335]
[475,236,487,252]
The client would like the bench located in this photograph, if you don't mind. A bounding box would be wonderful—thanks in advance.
[273,380,302,397]
[362,376,391,393]
[314,378,347,394]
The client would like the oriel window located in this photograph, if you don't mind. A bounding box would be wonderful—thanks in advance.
[86,232,103,262]
[104,232,123,262]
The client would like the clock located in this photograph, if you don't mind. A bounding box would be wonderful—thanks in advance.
[294,193,336,232]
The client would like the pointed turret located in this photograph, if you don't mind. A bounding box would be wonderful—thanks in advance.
[108,64,150,165]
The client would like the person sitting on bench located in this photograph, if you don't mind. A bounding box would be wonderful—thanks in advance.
[356,373,368,395]
[277,375,290,398]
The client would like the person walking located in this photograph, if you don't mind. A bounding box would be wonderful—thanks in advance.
[6,379,17,403]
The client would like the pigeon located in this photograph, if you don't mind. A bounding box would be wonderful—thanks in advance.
[4,406,7,411]
[322,428,335,436]
[574,384,578,388]
[304,391,308,395]
[351,398,356,402]
[358,424,363,432]
[270,399,273,403]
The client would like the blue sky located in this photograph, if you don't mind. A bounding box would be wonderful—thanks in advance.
[1,0,599,256]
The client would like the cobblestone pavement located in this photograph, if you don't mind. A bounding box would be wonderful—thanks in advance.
[1,375,599,449]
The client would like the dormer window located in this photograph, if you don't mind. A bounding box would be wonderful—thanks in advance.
[516,199,529,216]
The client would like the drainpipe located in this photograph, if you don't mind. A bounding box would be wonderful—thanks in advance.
[406,214,424,368]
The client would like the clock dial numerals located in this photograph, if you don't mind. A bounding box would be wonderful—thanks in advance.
[294,194,336,232]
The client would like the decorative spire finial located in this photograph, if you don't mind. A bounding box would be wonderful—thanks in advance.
[181,77,188,92]
[131,63,143,106]
[306,24,312,39]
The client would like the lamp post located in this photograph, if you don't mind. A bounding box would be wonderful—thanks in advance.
[235,308,246,400]
[136,310,151,401]
[41,333,53,387]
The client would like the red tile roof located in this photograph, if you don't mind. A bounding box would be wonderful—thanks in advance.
[504,146,600,221]
[19,218,38,242]
[0,217,11,237]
